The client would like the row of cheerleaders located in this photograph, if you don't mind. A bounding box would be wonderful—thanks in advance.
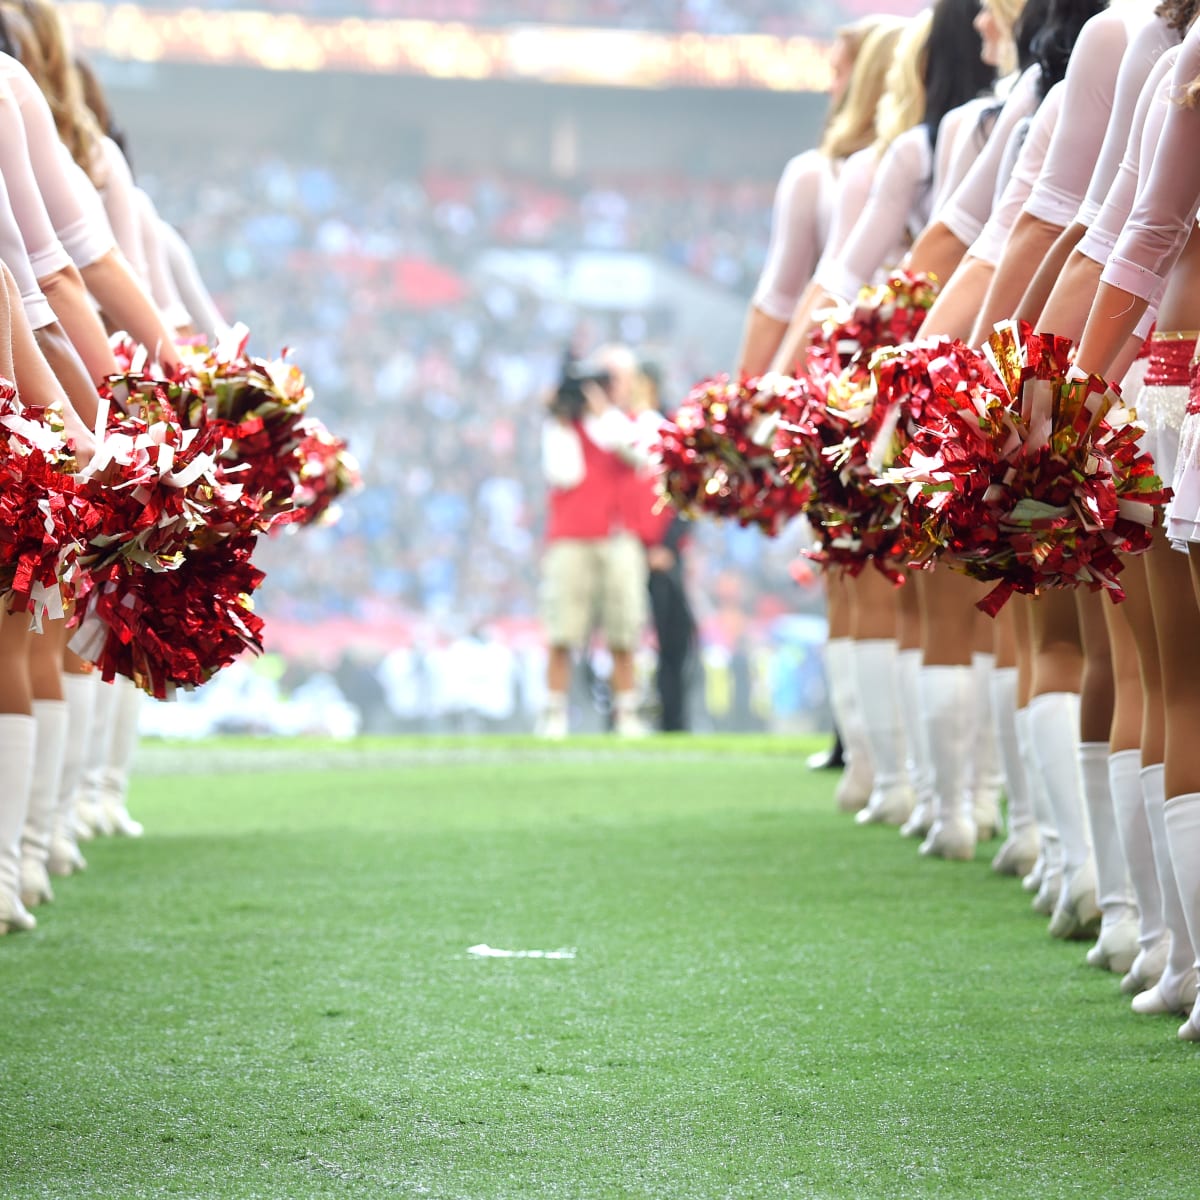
[0,329,359,932]
[653,0,1200,1044]
[662,272,1195,1022]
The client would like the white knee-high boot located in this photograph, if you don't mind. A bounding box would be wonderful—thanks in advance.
[1027,692,1100,939]
[50,672,95,876]
[968,652,1004,840]
[0,714,38,933]
[918,665,976,860]
[898,648,935,838]
[1164,793,1200,1040]
[1014,706,1058,898]
[1132,765,1198,1017]
[79,680,118,837]
[100,678,143,837]
[1079,742,1137,973]
[20,699,68,907]
[1108,750,1167,994]
[851,639,914,826]
[826,638,873,814]
[990,670,1039,876]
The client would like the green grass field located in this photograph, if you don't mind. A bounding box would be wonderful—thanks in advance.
[2,737,1197,1199]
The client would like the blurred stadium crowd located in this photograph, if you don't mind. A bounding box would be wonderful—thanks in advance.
[138,155,826,730]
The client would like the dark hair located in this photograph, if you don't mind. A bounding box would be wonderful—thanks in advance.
[1028,0,1108,98]
[1155,0,1200,36]
[922,0,996,148]
[1011,0,1050,72]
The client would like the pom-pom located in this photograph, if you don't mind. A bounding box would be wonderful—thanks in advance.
[272,417,362,530]
[879,321,1170,613]
[656,374,812,535]
[0,384,86,622]
[70,533,265,699]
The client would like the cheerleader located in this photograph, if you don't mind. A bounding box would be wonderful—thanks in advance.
[1071,14,1200,1034]
[1014,6,1194,985]
[739,16,905,813]
[776,0,1004,836]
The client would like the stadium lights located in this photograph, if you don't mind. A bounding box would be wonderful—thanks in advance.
[61,2,834,91]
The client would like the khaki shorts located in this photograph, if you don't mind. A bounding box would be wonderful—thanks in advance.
[540,533,648,651]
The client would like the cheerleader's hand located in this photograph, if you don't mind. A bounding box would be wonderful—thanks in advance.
[60,405,96,468]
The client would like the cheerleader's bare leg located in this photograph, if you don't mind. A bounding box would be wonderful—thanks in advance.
[915,567,989,860]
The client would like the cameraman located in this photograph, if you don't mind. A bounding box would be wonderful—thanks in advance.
[539,344,648,738]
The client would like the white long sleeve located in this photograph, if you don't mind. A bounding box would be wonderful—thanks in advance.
[809,149,876,293]
[1078,47,1179,267]
[1022,8,1139,228]
[95,136,148,283]
[931,95,993,214]
[1102,25,1200,306]
[751,149,833,322]
[542,421,586,490]
[1076,14,1178,228]
[814,127,931,301]
[970,83,1064,266]
[0,55,113,270]
[0,79,70,283]
[937,66,1042,245]
[160,221,229,341]
[135,187,191,329]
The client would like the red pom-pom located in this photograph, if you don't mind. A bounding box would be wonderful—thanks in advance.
[656,374,812,535]
[71,533,265,699]
[879,321,1170,612]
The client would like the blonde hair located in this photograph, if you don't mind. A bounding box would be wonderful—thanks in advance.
[821,17,908,160]
[873,8,932,155]
[5,0,103,183]
[984,0,1025,76]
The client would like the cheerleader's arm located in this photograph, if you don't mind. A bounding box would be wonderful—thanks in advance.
[159,221,230,343]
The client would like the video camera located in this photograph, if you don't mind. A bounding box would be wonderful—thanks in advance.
[549,349,612,422]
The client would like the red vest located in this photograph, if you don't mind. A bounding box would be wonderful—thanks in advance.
[545,421,622,541]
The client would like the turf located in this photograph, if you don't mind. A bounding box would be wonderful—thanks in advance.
[2,738,1197,1199]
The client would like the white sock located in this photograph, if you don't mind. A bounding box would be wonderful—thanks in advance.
[1141,764,1195,984]
[826,638,872,778]
[969,652,1002,825]
[56,673,96,841]
[1164,792,1200,976]
[1015,704,1059,874]
[22,700,68,868]
[990,668,1032,837]
[0,714,37,904]
[852,639,907,791]
[1109,749,1163,952]
[898,648,933,805]
[919,664,975,831]
[1028,693,1091,876]
[103,678,142,804]
[1078,741,1134,926]
[85,680,119,795]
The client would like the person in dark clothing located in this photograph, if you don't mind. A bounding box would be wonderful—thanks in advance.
[628,361,696,732]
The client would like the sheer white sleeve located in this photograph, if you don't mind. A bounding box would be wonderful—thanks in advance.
[160,221,230,341]
[96,137,149,282]
[969,83,1064,266]
[1078,47,1179,267]
[0,55,114,269]
[1077,15,1178,228]
[814,128,930,301]
[809,149,876,292]
[1102,26,1200,306]
[751,150,831,322]
[1023,10,1135,227]
[937,65,1042,243]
